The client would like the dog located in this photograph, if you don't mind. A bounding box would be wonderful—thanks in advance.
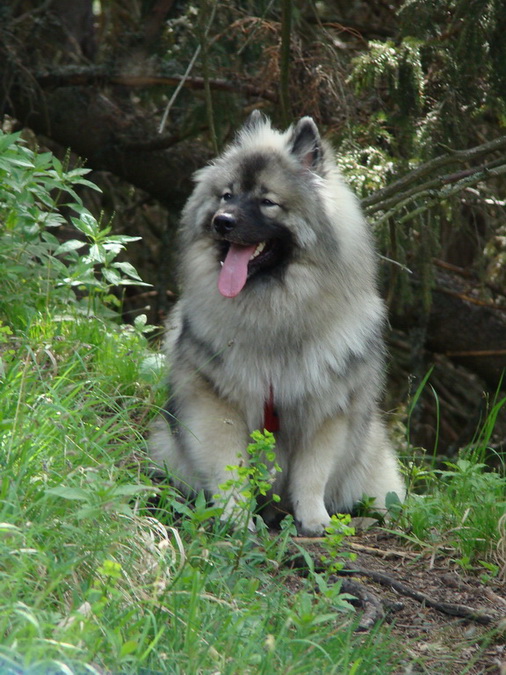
[149,111,403,536]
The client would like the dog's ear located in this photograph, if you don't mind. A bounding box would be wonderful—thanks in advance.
[242,109,266,132]
[289,117,321,170]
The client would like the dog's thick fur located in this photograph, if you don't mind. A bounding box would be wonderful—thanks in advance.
[150,112,404,536]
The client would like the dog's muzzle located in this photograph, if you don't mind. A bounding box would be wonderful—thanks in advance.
[213,212,236,236]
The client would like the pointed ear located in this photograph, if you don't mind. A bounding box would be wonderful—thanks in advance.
[289,117,321,170]
[241,109,265,132]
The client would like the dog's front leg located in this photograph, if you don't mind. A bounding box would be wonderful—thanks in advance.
[290,415,348,537]
[176,387,258,527]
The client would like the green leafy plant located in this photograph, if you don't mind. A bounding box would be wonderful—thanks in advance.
[320,513,357,574]
[0,131,148,326]
[59,206,149,315]
[477,560,500,584]
[218,429,281,527]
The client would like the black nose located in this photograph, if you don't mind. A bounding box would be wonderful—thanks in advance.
[213,212,236,235]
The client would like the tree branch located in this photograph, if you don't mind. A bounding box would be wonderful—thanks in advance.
[158,47,201,134]
[35,67,277,102]
[362,135,506,210]
[367,161,506,227]
[366,157,505,217]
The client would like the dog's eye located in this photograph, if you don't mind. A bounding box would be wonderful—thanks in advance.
[221,192,233,201]
[261,198,278,207]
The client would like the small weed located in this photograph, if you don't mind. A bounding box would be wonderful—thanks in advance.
[217,429,281,534]
[321,513,357,573]
[220,429,280,501]
[477,560,501,583]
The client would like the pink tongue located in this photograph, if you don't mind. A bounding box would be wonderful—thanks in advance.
[218,243,257,298]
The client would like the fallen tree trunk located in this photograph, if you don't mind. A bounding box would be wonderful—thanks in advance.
[6,83,204,210]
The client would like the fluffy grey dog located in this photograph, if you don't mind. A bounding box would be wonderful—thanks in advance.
[150,112,403,536]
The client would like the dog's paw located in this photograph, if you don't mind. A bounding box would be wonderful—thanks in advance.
[294,509,331,538]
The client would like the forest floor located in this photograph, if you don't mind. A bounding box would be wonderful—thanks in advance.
[289,526,506,674]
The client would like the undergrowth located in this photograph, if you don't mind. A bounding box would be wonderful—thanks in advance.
[398,374,506,575]
[0,131,504,674]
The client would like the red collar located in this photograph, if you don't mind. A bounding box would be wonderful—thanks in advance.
[263,385,279,432]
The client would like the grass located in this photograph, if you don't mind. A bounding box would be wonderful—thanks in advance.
[0,130,504,674]
[0,314,404,674]
[399,456,506,569]
[399,374,506,573]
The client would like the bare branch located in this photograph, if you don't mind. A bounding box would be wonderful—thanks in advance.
[35,67,277,102]
[157,46,201,134]
[340,563,498,625]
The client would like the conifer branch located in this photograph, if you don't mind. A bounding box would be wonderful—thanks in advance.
[367,161,506,227]
[366,157,504,216]
[362,135,506,210]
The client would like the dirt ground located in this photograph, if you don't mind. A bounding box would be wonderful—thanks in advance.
[290,526,506,675]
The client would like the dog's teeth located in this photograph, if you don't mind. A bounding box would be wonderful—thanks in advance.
[220,261,224,267]
[252,241,266,259]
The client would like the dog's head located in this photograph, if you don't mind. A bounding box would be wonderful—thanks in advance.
[181,113,335,298]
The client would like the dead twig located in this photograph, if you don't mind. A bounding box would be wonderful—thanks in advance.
[340,563,498,625]
[339,578,387,631]
[346,541,417,560]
